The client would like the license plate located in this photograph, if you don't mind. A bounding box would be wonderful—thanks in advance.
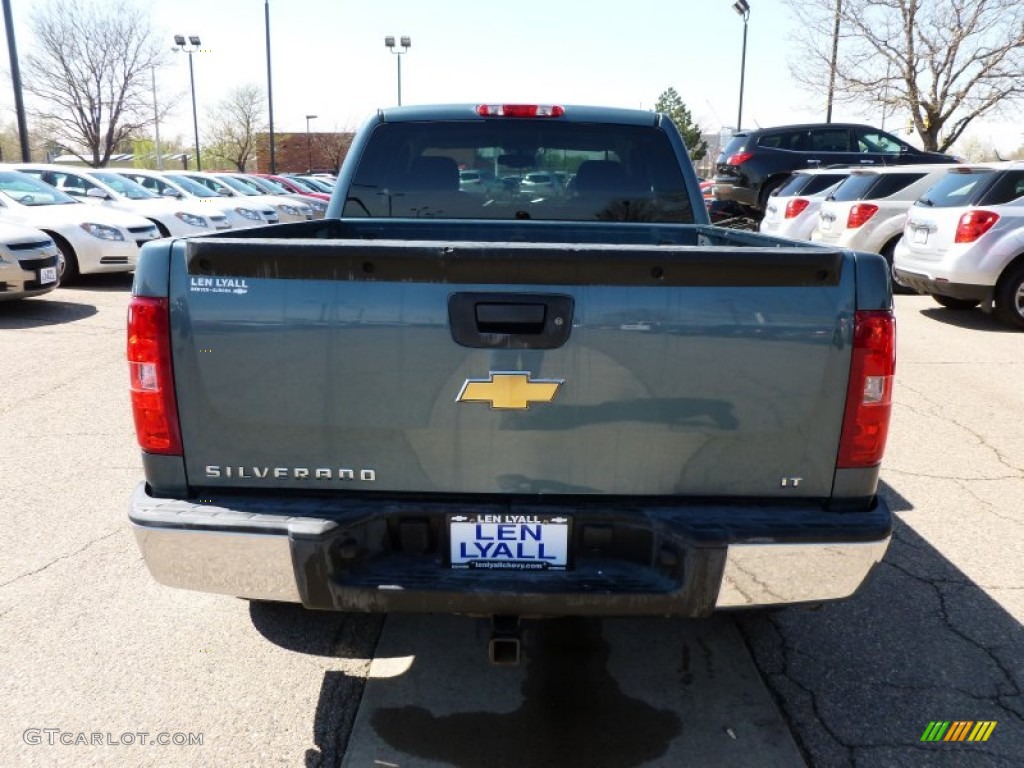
[913,228,929,244]
[449,513,570,571]
[39,267,58,284]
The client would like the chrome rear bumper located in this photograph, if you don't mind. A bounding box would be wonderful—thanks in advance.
[129,482,890,613]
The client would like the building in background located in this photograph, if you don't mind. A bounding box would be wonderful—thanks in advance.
[253,131,354,174]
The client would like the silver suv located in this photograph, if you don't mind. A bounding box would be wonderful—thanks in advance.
[893,162,1024,329]
[811,164,961,286]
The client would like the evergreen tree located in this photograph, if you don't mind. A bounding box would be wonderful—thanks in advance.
[654,87,707,162]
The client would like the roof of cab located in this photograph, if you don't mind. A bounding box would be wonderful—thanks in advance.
[374,103,661,127]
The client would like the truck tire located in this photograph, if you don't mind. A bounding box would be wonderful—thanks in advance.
[932,295,980,310]
[993,263,1024,330]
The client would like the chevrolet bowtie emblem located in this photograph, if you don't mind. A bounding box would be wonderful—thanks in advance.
[456,372,563,410]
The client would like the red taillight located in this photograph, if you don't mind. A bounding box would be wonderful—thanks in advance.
[837,311,896,468]
[127,296,181,455]
[846,203,879,229]
[954,210,999,243]
[785,198,810,219]
[476,104,565,117]
[726,152,753,166]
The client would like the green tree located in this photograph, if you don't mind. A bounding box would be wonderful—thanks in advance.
[654,88,707,162]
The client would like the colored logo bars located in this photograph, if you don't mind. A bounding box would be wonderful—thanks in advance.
[920,721,997,743]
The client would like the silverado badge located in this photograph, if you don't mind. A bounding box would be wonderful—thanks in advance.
[456,372,563,410]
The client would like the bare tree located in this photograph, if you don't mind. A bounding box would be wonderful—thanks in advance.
[311,124,355,173]
[22,0,168,167]
[203,85,267,172]
[787,0,1024,151]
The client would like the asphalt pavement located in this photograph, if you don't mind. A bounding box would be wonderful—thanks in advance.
[1,278,1020,767]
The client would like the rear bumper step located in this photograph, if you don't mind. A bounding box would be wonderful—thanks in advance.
[128,483,891,616]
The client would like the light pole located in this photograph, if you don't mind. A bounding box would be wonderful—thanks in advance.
[732,1,750,132]
[2,0,30,161]
[305,114,317,173]
[173,35,202,171]
[384,36,411,106]
[826,0,842,122]
[151,66,163,170]
[265,0,276,173]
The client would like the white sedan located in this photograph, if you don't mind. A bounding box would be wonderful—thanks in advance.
[0,167,158,282]
[118,169,278,230]
[0,221,60,300]
[179,172,313,224]
[12,163,230,237]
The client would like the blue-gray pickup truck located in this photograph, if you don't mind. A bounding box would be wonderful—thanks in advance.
[128,104,895,651]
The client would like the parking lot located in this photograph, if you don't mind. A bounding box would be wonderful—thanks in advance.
[1,279,1021,767]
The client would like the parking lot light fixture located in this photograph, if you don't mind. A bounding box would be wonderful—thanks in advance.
[384,35,411,106]
[173,34,203,171]
[732,0,750,132]
[305,114,317,173]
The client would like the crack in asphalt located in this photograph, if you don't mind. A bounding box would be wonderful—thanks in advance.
[951,478,1024,528]
[885,467,1023,482]
[895,383,1024,475]
[761,612,856,762]
[737,521,1023,768]
[0,529,121,589]
[882,558,1023,718]
[735,613,851,764]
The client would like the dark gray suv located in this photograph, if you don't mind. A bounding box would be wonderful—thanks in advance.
[713,123,958,213]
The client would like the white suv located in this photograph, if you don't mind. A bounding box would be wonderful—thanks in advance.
[812,164,961,282]
[760,168,851,240]
[894,162,1024,329]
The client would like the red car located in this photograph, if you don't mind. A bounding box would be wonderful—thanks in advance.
[253,174,331,202]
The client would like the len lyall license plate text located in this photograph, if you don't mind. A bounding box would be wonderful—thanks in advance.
[449,513,570,571]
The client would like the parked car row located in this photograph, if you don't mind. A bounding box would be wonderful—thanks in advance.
[0,164,335,299]
[759,161,1024,330]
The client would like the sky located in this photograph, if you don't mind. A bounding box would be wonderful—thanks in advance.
[1,0,1021,153]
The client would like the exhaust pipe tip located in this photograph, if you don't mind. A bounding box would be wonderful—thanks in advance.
[488,636,521,665]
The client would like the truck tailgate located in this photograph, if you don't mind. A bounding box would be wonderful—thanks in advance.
[169,238,854,499]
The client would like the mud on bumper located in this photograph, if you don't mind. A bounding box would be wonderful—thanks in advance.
[128,483,891,617]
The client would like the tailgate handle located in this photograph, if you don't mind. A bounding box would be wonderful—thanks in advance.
[449,292,574,349]
[475,302,546,334]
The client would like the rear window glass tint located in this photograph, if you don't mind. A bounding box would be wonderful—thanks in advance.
[978,171,1024,206]
[774,172,847,197]
[917,171,998,207]
[829,172,922,201]
[828,174,879,201]
[776,174,812,196]
[803,173,849,195]
[865,172,925,199]
[718,135,748,159]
